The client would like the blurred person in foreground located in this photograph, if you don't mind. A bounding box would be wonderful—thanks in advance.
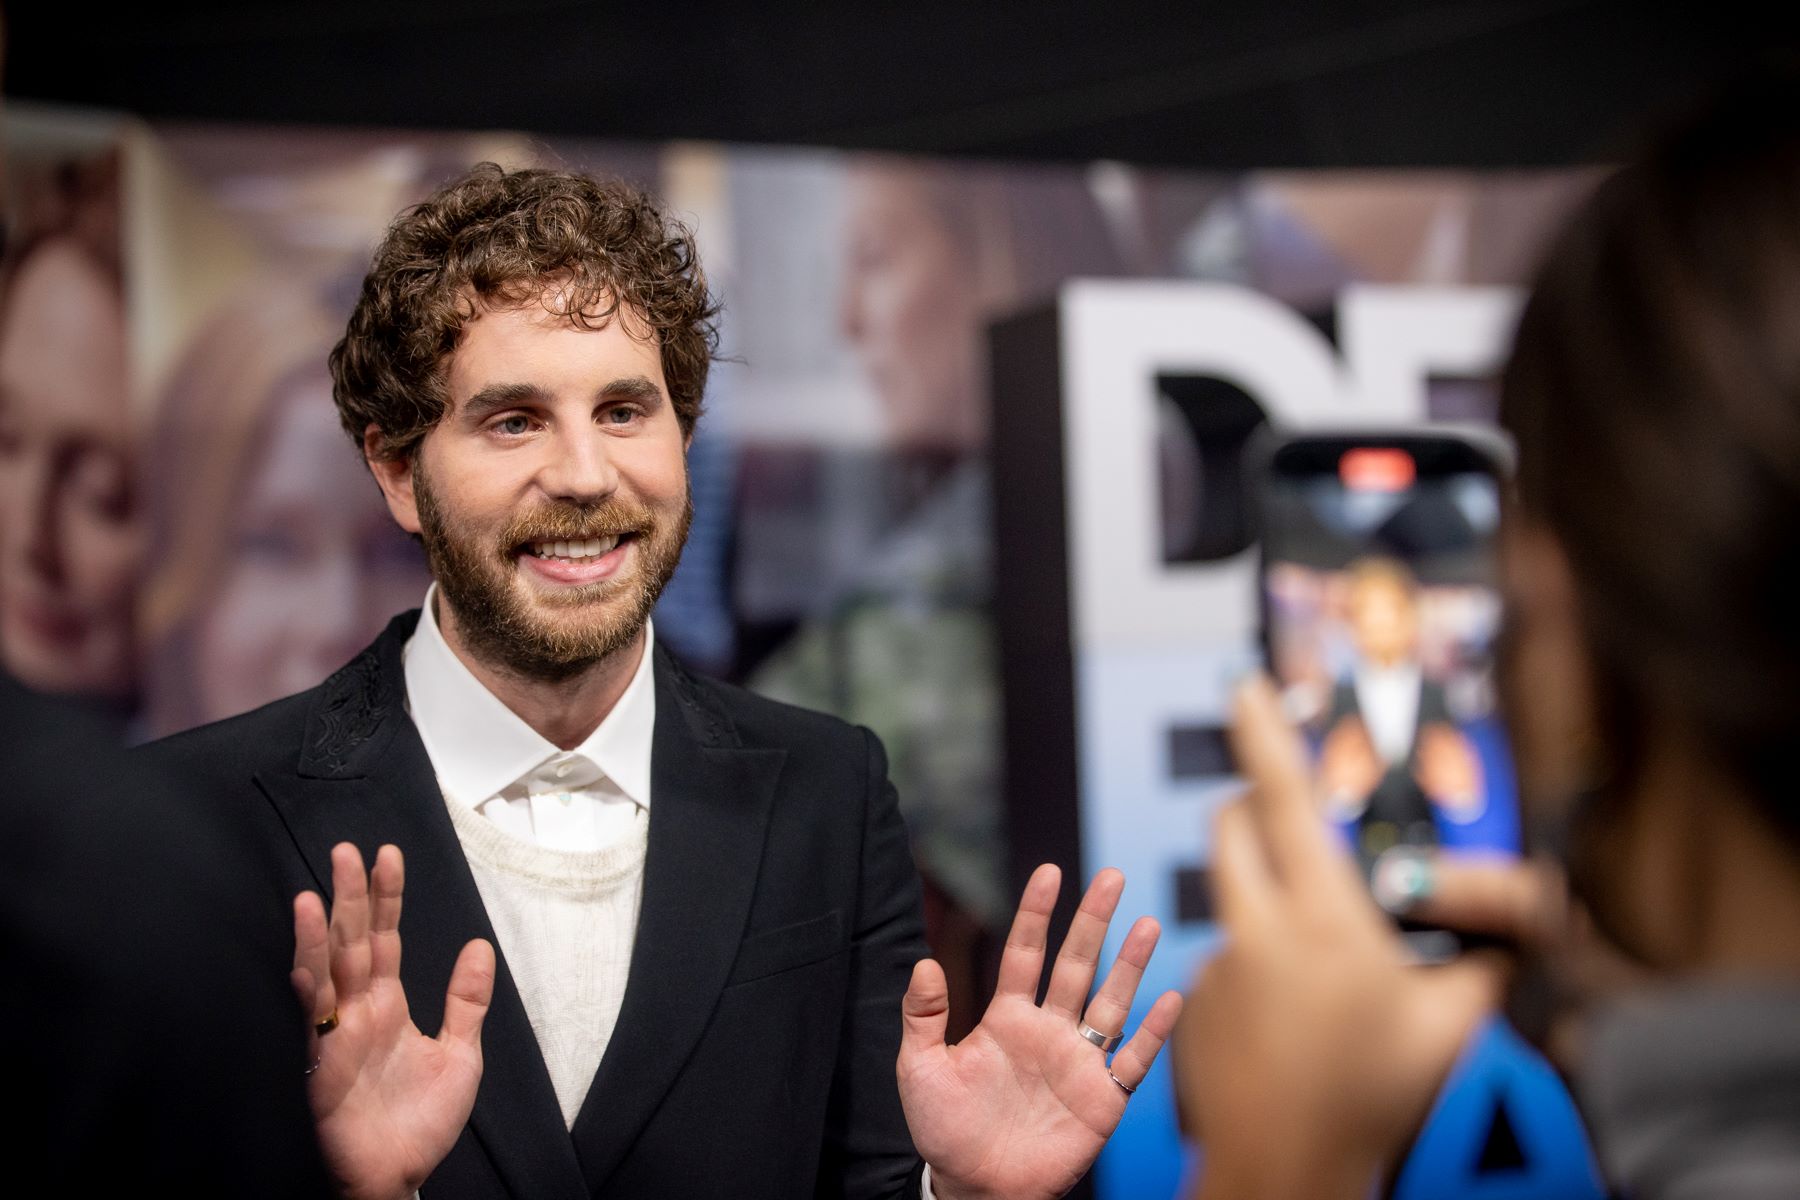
[142,279,428,736]
[140,164,1181,1200]
[1176,69,1800,1200]
[0,669,334,1191]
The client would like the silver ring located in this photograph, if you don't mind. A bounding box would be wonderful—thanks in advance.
[1078,1020,1122,1054]
[303,1057,321,1076]
[1108,1068,1136,1097]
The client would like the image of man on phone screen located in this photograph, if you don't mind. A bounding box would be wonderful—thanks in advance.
[1317,557,1485,874]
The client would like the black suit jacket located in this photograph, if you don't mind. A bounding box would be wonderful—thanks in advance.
[138,611,929,1199]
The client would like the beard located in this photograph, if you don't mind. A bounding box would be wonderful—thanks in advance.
[413,458,691,682]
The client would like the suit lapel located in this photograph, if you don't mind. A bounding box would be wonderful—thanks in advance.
[255,615,588,1200]
[569,649,786,1191]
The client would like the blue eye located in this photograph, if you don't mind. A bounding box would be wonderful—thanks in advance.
[603,407,638,425]
[495,415,531,436]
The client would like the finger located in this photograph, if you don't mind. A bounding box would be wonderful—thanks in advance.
[292,891,337,1022]
[1044,867,1125,1018]
[328,842,373,1001]
[290,966,320,1058]
[1230,675,1355,890]
[290,966,326,1075]
[898,958,950,1063]
[1407,856,1564,947]
[993,863,1061,999]
[369,844,405,981]
[291,965,318,1015]
[1210,801,1276,930]
[438,938,495,1048]
[1080,915,1159,1040]
[1109,990,1184,1091]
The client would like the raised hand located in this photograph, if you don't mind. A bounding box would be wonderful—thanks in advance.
[291,844,495,1200]
[896,863,1183,1200]
[1173,676,1507,1200]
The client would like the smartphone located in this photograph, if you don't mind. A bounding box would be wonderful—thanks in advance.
[1255,430,1520,959]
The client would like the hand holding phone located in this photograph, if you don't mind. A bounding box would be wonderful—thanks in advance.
[1255,430,1520,957]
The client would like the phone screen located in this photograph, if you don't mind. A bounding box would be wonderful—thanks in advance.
[1259,435,1520,940]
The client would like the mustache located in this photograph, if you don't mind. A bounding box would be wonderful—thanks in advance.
[499,500,656,546]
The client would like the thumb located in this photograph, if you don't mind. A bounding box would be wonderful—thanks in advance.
[899,958,950,1063]
[439,938,496,1050]
[1409,857,1564,947]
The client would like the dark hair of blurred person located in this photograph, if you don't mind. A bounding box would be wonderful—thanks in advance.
[1176,65,1800,1200]
[332,162,718,464]
[141,279,428,735]
[0,156,139,704]
[1499,65,1800,946]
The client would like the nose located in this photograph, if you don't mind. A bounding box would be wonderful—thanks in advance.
[536,423,620,505]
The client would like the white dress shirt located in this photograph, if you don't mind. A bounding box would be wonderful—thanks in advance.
[1353,661,1423,766]
[402,585,655,850]
[402,587,658,1127]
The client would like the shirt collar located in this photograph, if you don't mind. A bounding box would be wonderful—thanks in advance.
[402,584,656,811]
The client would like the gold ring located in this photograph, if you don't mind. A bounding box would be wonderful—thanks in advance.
[314,1009,340,1036]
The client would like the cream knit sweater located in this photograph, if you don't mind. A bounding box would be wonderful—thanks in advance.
[444,796,649,1128]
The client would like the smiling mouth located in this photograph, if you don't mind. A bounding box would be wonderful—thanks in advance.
[522,533,637,562]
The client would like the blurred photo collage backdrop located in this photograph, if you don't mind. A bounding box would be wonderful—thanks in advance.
[4,102,1590,1072]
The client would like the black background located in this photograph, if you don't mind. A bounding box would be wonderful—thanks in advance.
[7,2,1793,168]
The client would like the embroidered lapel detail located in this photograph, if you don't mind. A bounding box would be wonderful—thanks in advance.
[300,646,391,778]
[261,611,588,1200]
[568,647,786,1190]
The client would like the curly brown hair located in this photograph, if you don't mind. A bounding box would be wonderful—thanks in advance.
[331,163,719,461]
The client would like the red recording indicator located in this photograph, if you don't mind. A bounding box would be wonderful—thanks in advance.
[1340,447,1416,491]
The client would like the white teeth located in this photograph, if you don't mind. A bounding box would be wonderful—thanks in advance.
[529,535,623,561]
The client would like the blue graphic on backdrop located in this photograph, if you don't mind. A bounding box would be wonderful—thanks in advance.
[1391,1018,1605,1200]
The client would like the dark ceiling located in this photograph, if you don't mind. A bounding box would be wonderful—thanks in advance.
[6,1,1793,168]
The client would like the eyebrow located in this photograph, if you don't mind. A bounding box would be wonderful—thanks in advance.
[459,382,545,423]
[598,376,665,405]
[457,376,666,422]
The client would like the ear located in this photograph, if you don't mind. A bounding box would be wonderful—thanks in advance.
[363,424,422,535]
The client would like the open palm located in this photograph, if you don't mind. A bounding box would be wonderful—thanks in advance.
[292,843,495,1200]
[898,865,1183,1200]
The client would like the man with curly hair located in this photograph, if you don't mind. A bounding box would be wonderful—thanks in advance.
[140,164,1180,1200]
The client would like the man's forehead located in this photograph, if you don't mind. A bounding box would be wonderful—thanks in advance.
[458,278,657,338]
[442,303,666,411]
